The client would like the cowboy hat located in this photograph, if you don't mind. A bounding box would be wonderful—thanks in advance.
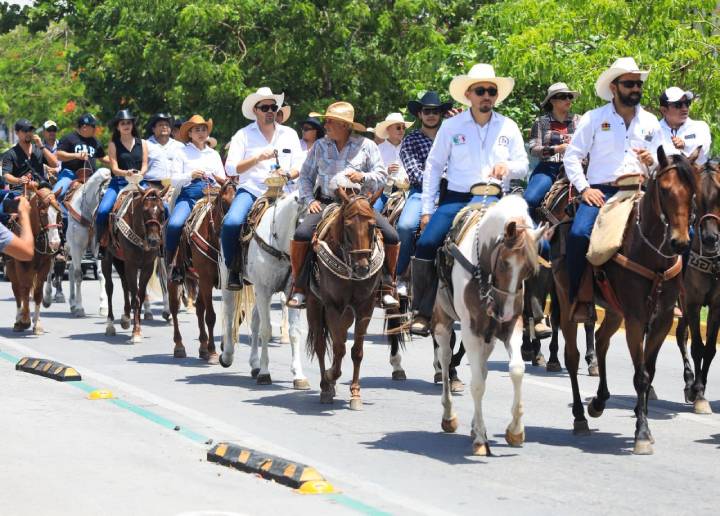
[407,91,453,117]
[375,113,414,139]
[540,82,580,107]
[277,105,291,123]
[595,57,649,101]
[146,112,173,133]
[309,101,366,132]
[110,109,136,128]
[177,114,214,143]
[242,87,285,120]
[449,63,515,106]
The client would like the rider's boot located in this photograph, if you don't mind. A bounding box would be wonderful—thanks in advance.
[287,240,311,309]
[410,257,438,336]
[226,247,244,291]
[381,242,401,308]
[570,266,595,324]
[167,249,183,284]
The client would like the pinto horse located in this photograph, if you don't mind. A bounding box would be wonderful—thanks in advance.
[4,188,62,334]
[102,186,167,343]
[306,186,384,409]
[553,147,695,455]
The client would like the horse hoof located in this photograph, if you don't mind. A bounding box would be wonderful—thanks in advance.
[694,399,713,415]
[546,361,562,373]
[521,349,534,362]
[648,386,658,401]
[320,391,334,404]
[144,312,154,321]
[588,364,600,377]
[279,335,290,345]
[42,299,51,308]
[573,420,590,435]
[472,442,489,456]
[129,334,142,345]
[441,417,458,433]
[219,353,232,368]
[33,326,44,336]
[13,323,24,332]
[433,372,442,384]
[450,378,465,394]
[207,353,219,366]
[70,305,77,313]
[105,326,116,337]
[74,308,86,318]
[120,317,131,330]
[587,399,604,418]
[257,374,272,385]
[162,311,171,322]
[54,293,65,303]
[633,440,654,455]
[349,398,363,411]
[685,388,696,404]
[505,428,525,447]
[532,353,547,368]
[392,370,407,381]
[199,349,210,361]
[173,347,187,359]
[251,368,260,379]
[293,379,311,390]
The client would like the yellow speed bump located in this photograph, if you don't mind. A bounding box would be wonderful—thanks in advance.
[15,357,81,382]
[297,480,336,494]
[88,389,114,400]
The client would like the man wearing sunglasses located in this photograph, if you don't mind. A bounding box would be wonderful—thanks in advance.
[563,57,663,322]
[410,64,529,335]
[659,87,711,165]
[223,87,303,290]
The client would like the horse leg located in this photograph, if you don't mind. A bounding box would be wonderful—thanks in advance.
[43,270,53,308]
[288,307,309,389]
[96,241,108,317]
[435,310,458,434]
[33,274,45,335]
[71,248,86,317]
[676,311,695,403]
[326,310,350,405]
[588,310,623,418]
[463,327,494,456]
[504,318,526,447]
[546,288,562,371]
[219,281,237,368]
[205,289,219,365]
[695,306,719,414]
[196,284,210,360]
[279,294,290,344]
[349,306,373,411]
[116,260,132,330]
[53,257,65,302]
[625,319,655,455]
[157,259,171,321]
[127,262,143,344]
[102,256,116,336]
[256,289,274,384]
[168,281,186,358]
[308,300,333,404]
[143,295,153,321]
[249,305,262,378]
[584,322,599,376]
[449,335,465,393]
[389,334,406,381]
[688,303,707,407]
[433,338,442,383]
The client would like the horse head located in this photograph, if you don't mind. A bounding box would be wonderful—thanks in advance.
[336,186,381,278]
[652,145,696,253]
[33,188,62,253]
[693,152,720,252]
[138,188,166,250]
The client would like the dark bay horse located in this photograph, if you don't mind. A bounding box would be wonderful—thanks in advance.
[103,186,167,343]
[553,147,695,455]
[307,187,384,410]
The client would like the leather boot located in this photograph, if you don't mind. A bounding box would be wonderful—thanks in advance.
[571,266,595,323]
[287,240,311,308]
[410,257,438,336]
[226,247,244,291]
[381,242,401,308]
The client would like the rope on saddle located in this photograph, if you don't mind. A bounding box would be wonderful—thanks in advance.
[184,197,219,264]
[112,190,145,249]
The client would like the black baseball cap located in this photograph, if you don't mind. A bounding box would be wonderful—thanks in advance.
[77,113,98,127]
[14,119,35,132]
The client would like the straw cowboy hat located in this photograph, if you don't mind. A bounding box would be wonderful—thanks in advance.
[177,114,214,143]
[277,105,291,122]
[449,63,515,106]
[309,101,366,132]
[540,82,580,107]
[242,87,285,120]
[375,113,414,139]
[595,57,649,101]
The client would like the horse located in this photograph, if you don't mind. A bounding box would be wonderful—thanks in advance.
[219,189,309,389]
[553,147,695,455]
[4,188,62,334]
[305,186,384,410]
[102,185,167,343]
[169,181,237,363]
[675,151,716,414]
[434,195,543,455]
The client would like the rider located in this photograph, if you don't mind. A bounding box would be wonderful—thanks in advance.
[286,101,401,309]
[410,64,529,335]
[145,113,185,189]
[166,115,226,281]
[396,91,453,297]
[300,117,324,152]
[372,112,412,212]
[96,110,149,248]
[40,120,61,180]
[222,87,303,290]
[658,87,711,166]
[564,57,663,322]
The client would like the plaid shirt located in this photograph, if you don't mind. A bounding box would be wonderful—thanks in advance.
[528,113,580,163]
[399,129,434,189]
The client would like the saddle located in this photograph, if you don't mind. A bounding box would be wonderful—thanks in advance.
[382,190,407,226]
[184,196,219,264]
[313,203,341,244]
[63,181,92,227]
[109,188,145,254]
[241,195,275,244]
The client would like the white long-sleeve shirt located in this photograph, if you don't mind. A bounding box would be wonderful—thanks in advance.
[145,136,185,181]
[660,117,711,166]
[172,143,226,188]
[421,109,528,215]
[378,140,408,185]
[564,103,664,193]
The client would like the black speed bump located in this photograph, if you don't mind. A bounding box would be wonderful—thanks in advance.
[15,357,81,382]
[207,442,333,492]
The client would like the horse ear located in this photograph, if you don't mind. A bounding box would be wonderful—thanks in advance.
[369,187,383,206]
[687,145,702,165]
[505,220,517,240]
[532,222,548,243]
[657,145,669,168]
[337,186,349,203]
[159,184,170,198]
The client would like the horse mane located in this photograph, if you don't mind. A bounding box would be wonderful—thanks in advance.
[76,169,111,220]
[698,161,720,214]
[474,195,537,270]
[665,153,697,193]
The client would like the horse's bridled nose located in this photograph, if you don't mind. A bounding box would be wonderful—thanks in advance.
[670,238,690,253]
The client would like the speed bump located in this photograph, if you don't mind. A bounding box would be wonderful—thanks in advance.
[207,442,333,492]
[15,357,81,382]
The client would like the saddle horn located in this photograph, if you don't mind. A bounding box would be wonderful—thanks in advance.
[337,186,350,203]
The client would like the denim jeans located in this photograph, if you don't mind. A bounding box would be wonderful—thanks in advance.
[220,188,257,267]
[524,161,562,222]
[166,179,207,260]
[396,188,423,275]
[52,168,77,200]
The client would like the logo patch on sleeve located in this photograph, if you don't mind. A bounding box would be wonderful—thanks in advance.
[498,136,509,146]
[685,133,696,139]
[452,134,466,145]
[601,122,611,131]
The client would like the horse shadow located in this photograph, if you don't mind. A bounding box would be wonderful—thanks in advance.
[64,332,134,345]
[360,376,440,396]
[605,394,691,421]
[129,354,213,368]
[486,360,575,379]
[522,425,634,455]
[695,433,720,448]
[245,390,356,416]
[177,372,288,391]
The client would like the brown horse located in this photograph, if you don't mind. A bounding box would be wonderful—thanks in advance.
[169,182,235,363]
[5,188,62,334]
[553,147,695,454]
[102,186,167,343]
[307,187,383,410]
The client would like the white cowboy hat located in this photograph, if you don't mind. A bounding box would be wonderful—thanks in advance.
[277,105,291,123]
[375,113,414,139]
[540,82,580,107]
[309,101,366,132]
[448,63,515,106]
[595,57,649,101]
[242,87,285,120]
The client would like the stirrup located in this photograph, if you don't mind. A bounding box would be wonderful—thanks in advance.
[226,272,244,291]
[382,293,400,308]
[287,292,306,309]
[534,321,552,339]
[396,280,408,298]
[410,315,431,336]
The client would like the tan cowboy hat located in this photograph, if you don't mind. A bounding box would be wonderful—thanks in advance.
[449,63,515,106]
[309,101,366,132]
[242,87,285,120]
[540,82,580,107]
[277,105,291,123]
[595,57,649,101]
[177,115,214,143]
[375,113,414,139]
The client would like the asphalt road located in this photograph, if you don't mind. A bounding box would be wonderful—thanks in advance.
[1,273,719,516]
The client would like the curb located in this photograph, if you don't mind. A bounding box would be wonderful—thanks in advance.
[15,357,81,381]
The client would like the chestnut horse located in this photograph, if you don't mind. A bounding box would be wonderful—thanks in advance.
[553,147,695,455]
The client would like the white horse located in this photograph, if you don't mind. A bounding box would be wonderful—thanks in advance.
[219,190,309,389]
[434,195,544,456]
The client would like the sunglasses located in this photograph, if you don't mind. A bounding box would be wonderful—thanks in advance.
[472,86,498,97]
[669,100,692,109]
[421,107,442,115]
[45,127,58,132]
[390,125,405,131]
[617,80,644,89]
[256,104,279,113]
[552,93,574,101]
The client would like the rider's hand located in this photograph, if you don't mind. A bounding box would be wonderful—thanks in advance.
[32,134,43,146]
[444,107,462,118]
[76,151,88,160]
[17,196,31,217]
[308,200,323,214]
[346,171,364,184]
[633,148,654,167]
[191,170,205,180]
[420,214,431,230]
[554,143,569,155]
[19,175,30,184]
[581,187,605,207]
[388,163,400,174]
[671,136,685,150]
[256,149,276,162]
[491,162,509,180]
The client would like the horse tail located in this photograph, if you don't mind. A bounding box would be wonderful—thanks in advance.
[384,296,409,350]
[306,304,332,362]
[146,257,162,299]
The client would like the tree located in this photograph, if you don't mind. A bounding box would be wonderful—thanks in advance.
[0,2,28,35]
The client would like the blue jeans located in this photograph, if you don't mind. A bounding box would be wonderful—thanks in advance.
[52,168,77,200]
[415,190,499,260]
[524,161,562,222]
[220,188,257,267]
[0,190,14,224]
[396,188,423,275]
[166,180,207,260]
[373,193,388,213]
[96,176,148,239]
[566,184,618,301]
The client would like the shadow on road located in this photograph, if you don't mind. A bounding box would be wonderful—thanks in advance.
[522,425,633,455]
[177,372,288,391]
[245,390,356,416]
[607,394,691,421]
[695,433,720,448]
[360,376,440,396]
[129,353,213,368]
[64,332,133,344]
[361,431,493,464]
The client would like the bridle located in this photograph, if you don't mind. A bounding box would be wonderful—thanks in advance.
[33,191,62,255]
[339,194,378,265]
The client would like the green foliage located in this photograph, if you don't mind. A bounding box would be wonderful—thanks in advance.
[0,2,29,35]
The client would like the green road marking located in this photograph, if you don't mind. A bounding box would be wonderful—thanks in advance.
[0,350,19,362]
[328,494,393,516]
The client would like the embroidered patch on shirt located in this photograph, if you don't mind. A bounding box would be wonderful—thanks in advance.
[644,132,653,142]
[601,122,611,131]
[685,134,696,139]
[498,136,509,146]
[452,134,466,145]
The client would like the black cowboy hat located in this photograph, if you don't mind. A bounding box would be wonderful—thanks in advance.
[77,113,97,127]
[110,109,136,128]
[301,117,325,138]
[145,113,174,134]
[407,91,453,117]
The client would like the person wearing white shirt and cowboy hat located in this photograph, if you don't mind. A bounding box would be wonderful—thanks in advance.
[223,87,304,290]
[144,113,185,188]
[659,87,711,165]
[276,104,291,125]
[410,63,529,335]
[563,57,663,322]
[373,112,413,212]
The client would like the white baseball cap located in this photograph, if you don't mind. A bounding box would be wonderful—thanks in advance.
[660,87,694,104]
